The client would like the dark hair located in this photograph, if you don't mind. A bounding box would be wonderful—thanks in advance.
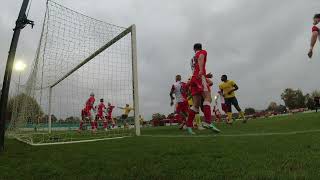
[314,14,320,19]
[221,74,227,79]
[193,43,202,51]
[100,98,104,102]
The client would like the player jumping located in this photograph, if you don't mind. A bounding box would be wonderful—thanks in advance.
[219,75,246,124]
[170,75,189,130]
[96,98,106,131]
[118,104,134,128]
[308,13,320,58]
[105,102,115,130]
[186,43,220,134]
[79,92,96,132]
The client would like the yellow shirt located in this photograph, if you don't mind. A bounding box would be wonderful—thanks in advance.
[124,107,134,115]
[188,97,193,106]
[219,80,236,98]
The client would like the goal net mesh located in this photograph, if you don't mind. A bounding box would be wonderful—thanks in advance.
[7,0,137,145]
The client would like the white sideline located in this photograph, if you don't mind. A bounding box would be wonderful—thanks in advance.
[140,129,320,138]
[15,136,131,146]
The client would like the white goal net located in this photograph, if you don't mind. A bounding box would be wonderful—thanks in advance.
[7,0,140,145]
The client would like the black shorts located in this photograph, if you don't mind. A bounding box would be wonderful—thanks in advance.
[224,97,239,112]
[121,114,128,120]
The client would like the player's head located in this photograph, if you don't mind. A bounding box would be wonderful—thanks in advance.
[193,43,202,52]
[221,74,228,82]
[108,102,111,106]
[175,75,181,82]
[90,92,94,96]
[100,98,104,102]
[126,104,129,107]
[314,14,320,25]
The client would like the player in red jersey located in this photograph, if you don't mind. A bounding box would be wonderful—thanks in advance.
[104,102,115,130]
[186,43,220,134]
[96,98,106,130]
[308,14,320,58]
[78,92,96,132]
[85,92,96,132]
[170,75,189,129]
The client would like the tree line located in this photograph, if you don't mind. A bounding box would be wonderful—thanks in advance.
[245,88,320,115]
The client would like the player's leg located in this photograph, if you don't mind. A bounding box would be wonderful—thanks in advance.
[231,97,246,123]
[102,116,108,131]
[201,84,220,132]
[78,118,84,132]
[90,117,96,132]
[186,95,201,135]
[195,114,205,130]
[95,114,100,130]
[178,102,188,130]
[175,103,184,129]
[122,114,129,129]
[225,98,233,124]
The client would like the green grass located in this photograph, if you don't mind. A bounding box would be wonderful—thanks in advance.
[1,112,320,179]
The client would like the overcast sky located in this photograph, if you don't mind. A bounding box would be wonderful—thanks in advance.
[1,0,320,119]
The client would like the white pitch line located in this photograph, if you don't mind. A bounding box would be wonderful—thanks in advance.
[15,136,132,146]
[140,129,320,138]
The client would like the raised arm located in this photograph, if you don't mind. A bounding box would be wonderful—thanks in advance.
[198,54,205,77]
[308,31,319,58]
[170,85,175,106]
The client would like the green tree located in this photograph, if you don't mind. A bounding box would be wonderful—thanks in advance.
[244,108,256,115]
[267,102,278,111]
[7,93,43,127]
[152,113,166,120]
[305,96,315,110]
[275,105,288,113]
[281,88,306,109]
[311,90,320,98]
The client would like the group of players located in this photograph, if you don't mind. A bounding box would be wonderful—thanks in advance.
[78,92,134,132]
[169,13,320,135]
[170,43,246,135]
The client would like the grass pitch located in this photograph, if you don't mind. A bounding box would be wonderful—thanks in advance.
[1,112,320,179]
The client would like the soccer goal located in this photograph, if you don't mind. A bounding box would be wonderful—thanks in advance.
[7,0,140,145]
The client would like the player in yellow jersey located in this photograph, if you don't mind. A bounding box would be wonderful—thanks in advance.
[118,104,134,128]
[219,75,246,124]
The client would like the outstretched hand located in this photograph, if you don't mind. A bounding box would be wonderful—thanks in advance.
[206,73,213,78]
[308,49,313,58]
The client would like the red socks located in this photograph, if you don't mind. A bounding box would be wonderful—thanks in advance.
[203,101,212,124]
[91,122,95,129]
[187,109,197,127]
[79,122,83,129]
[103,121,108,129]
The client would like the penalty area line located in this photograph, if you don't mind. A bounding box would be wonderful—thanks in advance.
[140,129,320,138]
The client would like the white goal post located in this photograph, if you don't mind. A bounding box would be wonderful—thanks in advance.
[47,25,140,136]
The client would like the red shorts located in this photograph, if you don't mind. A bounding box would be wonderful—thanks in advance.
[176,101,189,114]
[82,110,91,117]
[97,112,104,119]
[221,103,228,113]
[106,115,112,120]
[190,76,210,96]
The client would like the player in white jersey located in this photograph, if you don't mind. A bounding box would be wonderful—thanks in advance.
[170,75,189,129]
[308,14,320,58]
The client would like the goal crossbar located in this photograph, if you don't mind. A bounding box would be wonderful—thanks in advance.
[50,25,134,88]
